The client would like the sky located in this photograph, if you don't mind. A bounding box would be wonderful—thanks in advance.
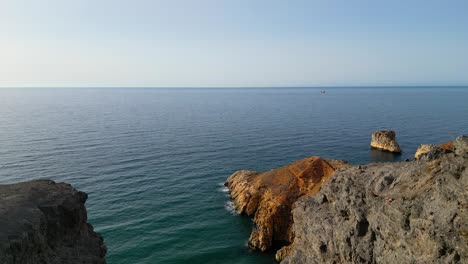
[1,0,467,87]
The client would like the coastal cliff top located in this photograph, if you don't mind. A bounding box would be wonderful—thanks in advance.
[0,180,106,264]
[281,135,468,263]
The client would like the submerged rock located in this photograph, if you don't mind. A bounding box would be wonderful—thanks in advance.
[225,157,349,252]
[370,130,402,153]
[0,180,106,264]
[281,135,467,263]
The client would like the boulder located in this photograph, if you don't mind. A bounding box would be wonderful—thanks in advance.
[370,130,402,153]
[225,157,348,252]
[0,180,106,264]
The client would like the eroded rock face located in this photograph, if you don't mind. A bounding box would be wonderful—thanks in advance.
[0,180,107,264]
[281,136,467,264]
[225,157,349,252]
[370,130,402,153]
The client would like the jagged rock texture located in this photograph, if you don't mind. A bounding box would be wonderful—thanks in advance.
[281,136,467,263]
[0,180,107,264]
[370,130,402,153]
[414,141,454,160]
[225,157,348,252]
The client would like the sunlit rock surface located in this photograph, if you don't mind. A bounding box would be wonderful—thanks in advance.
[370,130,402,153]
[225,157,349,252]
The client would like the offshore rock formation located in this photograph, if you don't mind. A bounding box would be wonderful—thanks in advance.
[370,130,402,153]
[280,135,467,263]
[0,180,107,264]
[225,157,349,252]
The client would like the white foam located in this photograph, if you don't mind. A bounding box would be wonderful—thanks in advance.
[217,182,230,195]
[224,200,239,215]
[218,186,229,193]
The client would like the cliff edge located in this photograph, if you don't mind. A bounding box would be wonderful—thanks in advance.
[0,180,107,264]
[281,136,467,263]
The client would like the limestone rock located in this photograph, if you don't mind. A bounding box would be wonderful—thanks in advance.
[281,136,467,264]
[370,130,402,153]
[225,157,349,252]
[0,180,107,264]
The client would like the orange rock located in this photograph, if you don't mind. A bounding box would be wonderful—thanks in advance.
[439,141,454,151]
[225,157,348,252]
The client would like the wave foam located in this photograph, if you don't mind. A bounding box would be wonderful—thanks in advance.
[224,200,239,215]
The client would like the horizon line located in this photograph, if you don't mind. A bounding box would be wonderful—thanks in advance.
[1,85,468,89]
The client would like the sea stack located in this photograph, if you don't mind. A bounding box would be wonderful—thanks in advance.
[0,180,107,264]
[370,130,402,153]
[225,157,349,252]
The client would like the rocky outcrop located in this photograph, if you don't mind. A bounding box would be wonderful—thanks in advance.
[0,180,106,264]
[414,144,446,160]
[281,135,467,263]
[225,157,349,252]
[454,135,468,157]
[414,141,454,160]
[370,130,401,153]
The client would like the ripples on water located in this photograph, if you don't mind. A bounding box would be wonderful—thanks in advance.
[0,87,467,264]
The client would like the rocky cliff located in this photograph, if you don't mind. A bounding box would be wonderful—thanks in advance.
[281,136,467,263]
[0,180,107,264]
[225,157,349,252]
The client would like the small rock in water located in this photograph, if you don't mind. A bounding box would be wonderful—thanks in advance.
[370,130,402,153]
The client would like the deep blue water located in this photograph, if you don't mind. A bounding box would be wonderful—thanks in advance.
[0,87,467,264]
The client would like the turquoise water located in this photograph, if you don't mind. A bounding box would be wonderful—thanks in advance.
[0,87,467,263]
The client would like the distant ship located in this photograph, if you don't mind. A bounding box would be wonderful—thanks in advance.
[320,90,326,94]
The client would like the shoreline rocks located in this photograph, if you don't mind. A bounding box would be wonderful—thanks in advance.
[227,136,467,263]
[0,180,106,264]
[370,130,402,153]
[225,157,349,252]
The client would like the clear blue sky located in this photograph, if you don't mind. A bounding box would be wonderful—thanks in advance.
[1,0,467,87]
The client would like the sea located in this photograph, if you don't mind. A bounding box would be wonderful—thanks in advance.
[0,87,467,264]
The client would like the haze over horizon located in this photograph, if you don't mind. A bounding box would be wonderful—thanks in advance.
[1,0,468,88]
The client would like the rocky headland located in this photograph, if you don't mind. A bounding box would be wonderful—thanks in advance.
[370,130,402,153]
[225,157,349,252]
[227,136,467,263]
[0,180,106,264]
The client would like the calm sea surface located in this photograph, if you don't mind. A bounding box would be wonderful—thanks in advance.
[0,87,467,263]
